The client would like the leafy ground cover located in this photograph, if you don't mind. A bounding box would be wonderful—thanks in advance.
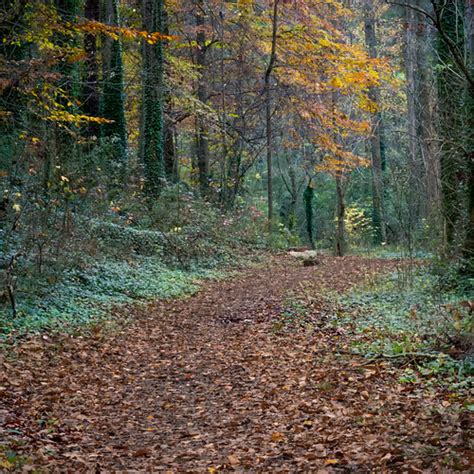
[332,263,474,386]
[0,256,226,341]
[0,255,473,471]
[0,194,277,340]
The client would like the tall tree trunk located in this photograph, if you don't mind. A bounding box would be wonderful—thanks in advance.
[335,174,346,256]
[195,0,210,196]
[264,0,279,225]
[364,0,386,243]
[224,47,245,209]
[435,1,465,247]
[54,0,80,184]
[0,0,28,187]
[405,6,418,167]
[405,2,441,222]
[162,6,177,182]
[164,114,177,182]
[416,3,440,217]
[141,0,166,196]
[463,0,474,267]
[83,0,100,137]
[101,0,128,185]
[303,180,315,249]
[288,164,297,232]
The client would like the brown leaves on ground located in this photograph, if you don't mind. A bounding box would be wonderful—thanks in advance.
[0,255,472,472]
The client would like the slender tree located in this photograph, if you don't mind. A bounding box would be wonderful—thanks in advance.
[463,0,474,267]
[335,173,346,256]
[303,179,315,249]
[264,0,279,224]
[101,0,128,183]
[435,1,465,246]
[194,0,210,196]
[83,0,100,137]
[403,1,440,223]
[0,0,28,183]
[364,0,386,243]
[162,6,177,182]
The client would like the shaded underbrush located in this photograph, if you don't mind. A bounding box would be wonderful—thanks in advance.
[334,263,474,388]
[1,187,283,339]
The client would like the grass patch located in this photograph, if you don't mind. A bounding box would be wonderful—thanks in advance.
[333,265,474,386]
[0,256,224,339]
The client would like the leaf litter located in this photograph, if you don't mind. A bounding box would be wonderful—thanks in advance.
[0,255,472,471]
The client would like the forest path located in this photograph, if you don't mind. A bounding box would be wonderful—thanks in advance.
[1,255,472,472]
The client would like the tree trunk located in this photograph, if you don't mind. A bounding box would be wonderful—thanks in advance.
[83,0,100,137]
[288,165,297,232]
[162,7,177,182]
[416,4,440,217]
[101,0,128,185]
[463,0,474,268]
[141,0,166,196]
[264,0,279,225]
[335,174,346,257]
[195,0,210,196]
[364,0,386,244]
[164,116,177,182]
[405,5,418,176]
[405,2,441,222]
[303,180,315,249]
[435,1,464,246]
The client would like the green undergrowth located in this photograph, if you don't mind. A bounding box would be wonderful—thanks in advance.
[351,244,434,260]
[0,256,226,340]
[1,186,278,342]
[333,264,474,388]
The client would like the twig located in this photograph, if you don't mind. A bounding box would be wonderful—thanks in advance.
[359,351,441,366]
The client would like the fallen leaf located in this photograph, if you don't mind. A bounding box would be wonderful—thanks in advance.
[227,454,239,466]
[132,448,151,457]
[271,431,285,442]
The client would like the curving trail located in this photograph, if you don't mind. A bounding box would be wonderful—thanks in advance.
[1,255,472,472]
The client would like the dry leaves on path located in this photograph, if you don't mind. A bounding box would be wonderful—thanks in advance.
[0,255,472,472]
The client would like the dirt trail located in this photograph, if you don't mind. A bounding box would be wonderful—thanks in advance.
[1,255,472,472]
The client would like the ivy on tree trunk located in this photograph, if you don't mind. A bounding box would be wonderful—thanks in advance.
[101,0,128,185]
[141,0,166,197]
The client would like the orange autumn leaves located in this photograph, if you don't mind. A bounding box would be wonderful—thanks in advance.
[258,0,392,174]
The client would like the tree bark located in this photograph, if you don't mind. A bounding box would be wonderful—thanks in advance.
[264,0,279,225]
[101,0,128,184]
[335,174,346,256]
[404,1,441,221]
[303,180,315,249]
[435,1,464,246]
[288,164,297,232]
[463,0,474,267]
[364,0,386,243]
[141,0,166,196]
[195,0,210,196]
[162,6,177,182]
[83,0,100,137]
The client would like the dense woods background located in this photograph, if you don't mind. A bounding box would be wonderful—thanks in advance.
[2,3,474,469]
[0,0,473,330]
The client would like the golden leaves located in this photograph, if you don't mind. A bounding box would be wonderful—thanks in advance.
[329,76,344,88]
[44,111,113,125]
[76,20,173,44]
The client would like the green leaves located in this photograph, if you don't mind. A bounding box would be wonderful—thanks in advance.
[0,255,221,338]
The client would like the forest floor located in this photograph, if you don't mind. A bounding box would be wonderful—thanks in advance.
[0,254,473,472]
